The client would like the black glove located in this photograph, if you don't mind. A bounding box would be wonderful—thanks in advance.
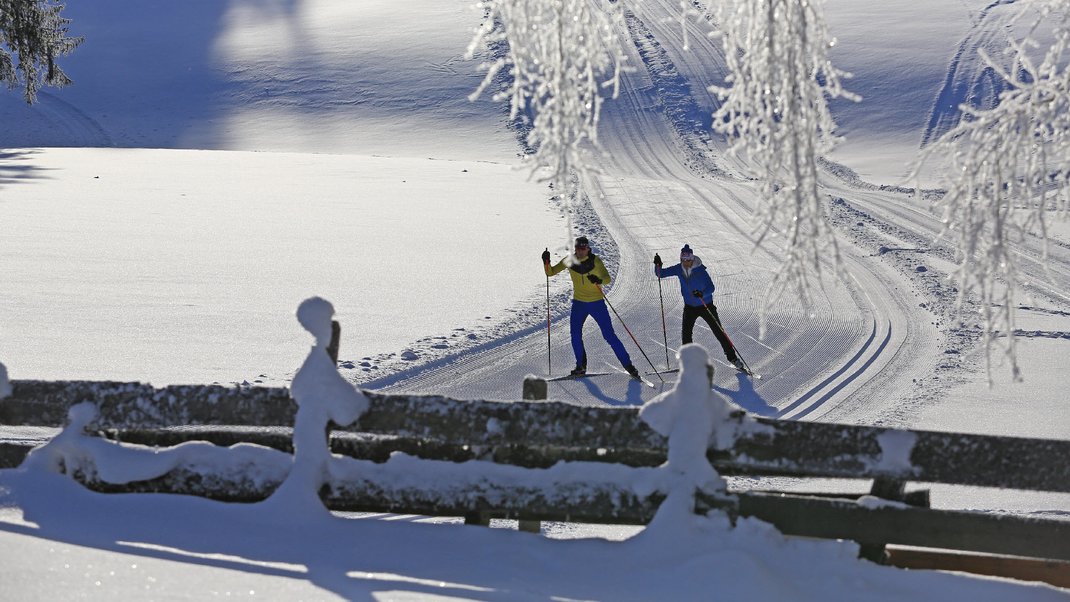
[653,253,662,267]
[541,249,551,263]
[692,290,703,298]
[587,274,603,284]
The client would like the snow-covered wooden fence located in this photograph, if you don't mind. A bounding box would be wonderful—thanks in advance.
[2,376,1069,571]
[1,291,1067,587]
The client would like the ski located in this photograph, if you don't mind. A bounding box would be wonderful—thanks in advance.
[605,364,657,388]
[632,374,657,388]
[549,368,660,388]
[647,366,761,380]
[711,358,761,380]
[732,362,761,380]
[546,372,612,382]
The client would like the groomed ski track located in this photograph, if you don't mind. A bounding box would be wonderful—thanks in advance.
[376,0,942,425]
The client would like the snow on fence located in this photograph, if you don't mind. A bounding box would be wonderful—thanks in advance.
[2,375,1069,564]
[0,300,1068,587]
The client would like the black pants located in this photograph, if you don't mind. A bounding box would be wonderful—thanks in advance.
[682,303,737,362]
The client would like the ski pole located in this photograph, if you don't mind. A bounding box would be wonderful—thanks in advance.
[544,249,552,375]
[701,300,752,373]
[654,256,670,371]
[595,283,664,382]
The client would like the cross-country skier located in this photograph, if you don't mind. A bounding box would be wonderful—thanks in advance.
[654,244,745,371]
[543,236,640,378]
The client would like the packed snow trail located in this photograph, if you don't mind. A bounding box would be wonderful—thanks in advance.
[373,3,939,422]
[366,0,1066,425]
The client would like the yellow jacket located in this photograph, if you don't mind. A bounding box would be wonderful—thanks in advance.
[545,254,612,302]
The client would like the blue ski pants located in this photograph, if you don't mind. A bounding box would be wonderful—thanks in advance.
[570,299,632,368]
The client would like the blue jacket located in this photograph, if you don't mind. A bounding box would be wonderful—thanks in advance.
[656,256,715,307]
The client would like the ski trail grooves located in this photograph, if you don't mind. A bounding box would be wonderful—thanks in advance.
[380,1,919,417]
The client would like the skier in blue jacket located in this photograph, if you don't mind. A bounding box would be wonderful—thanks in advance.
[654,244,744,370]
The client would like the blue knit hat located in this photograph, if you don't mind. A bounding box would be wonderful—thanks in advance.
[680,244,694,260]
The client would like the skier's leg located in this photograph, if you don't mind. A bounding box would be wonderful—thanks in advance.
[702,303,738,362]
[590,300,632,367]
[681,305,699,345]
[569,300,589,370]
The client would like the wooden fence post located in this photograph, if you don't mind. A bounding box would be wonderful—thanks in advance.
[517,375,547,533]
[517,518,542,533]
[523,376,548,401]
[327,320,341,364]
[464,512,491,527]
[324,319,342,445]
[858,477,909,563]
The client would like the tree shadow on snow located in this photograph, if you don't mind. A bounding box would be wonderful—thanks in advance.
[0,150,52,189]
[0,0,307,150]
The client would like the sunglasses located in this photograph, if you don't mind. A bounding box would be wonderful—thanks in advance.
[575,245,589,250]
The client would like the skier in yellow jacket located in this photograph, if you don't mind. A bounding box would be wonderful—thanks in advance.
[542,236,638,378]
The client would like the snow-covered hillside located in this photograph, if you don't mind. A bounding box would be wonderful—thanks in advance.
[1,0,1068,599]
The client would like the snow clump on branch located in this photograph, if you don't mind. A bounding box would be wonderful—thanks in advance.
[466,0,628,243]
[916,1,1070,382]
[707,0,859,330]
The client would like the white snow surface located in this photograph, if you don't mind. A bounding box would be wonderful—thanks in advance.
[1,0,1069,600]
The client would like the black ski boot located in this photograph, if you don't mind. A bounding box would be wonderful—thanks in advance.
[571,353,587,376]
[625,364,640,380]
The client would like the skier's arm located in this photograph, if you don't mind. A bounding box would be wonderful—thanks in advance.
[692,272,715,299]
[593,258,612,285]
[545,259,567,276]
[659,263,681,278]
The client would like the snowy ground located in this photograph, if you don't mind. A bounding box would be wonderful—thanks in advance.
[0,147,560,386]
[0,0,1068,599]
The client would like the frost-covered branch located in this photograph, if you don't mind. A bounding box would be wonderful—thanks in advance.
[466,0,627,240]
[917,1,1070,381]
[708,0,858,322]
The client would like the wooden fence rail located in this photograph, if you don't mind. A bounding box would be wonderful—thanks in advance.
[4,379,1068,492]
[2,378,1069,578]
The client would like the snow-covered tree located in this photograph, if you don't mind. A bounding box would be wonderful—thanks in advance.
[466,0,627,240]
[467,0,855,313]
[0,0,81,104]
[918,0,1070,381]
[707,0,858,321]
[468,0,1067,380]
